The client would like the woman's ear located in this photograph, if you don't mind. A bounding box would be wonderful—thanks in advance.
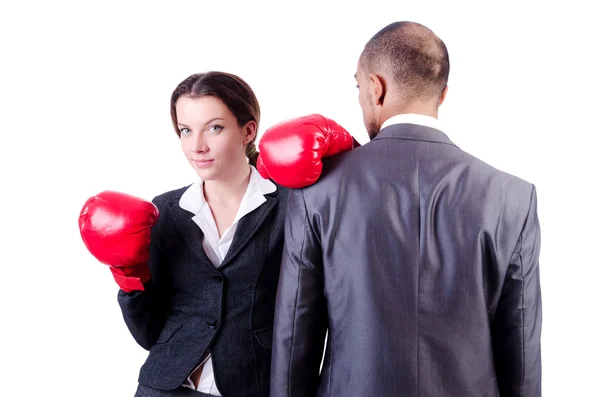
[243,120,258,145]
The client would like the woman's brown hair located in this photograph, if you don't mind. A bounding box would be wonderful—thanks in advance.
[170,71,260,167]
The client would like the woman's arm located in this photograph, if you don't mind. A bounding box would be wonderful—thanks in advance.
[117,196,172,350]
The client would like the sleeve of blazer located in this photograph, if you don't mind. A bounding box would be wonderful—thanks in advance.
[116,196,170,351]
[270,188,328,397]
[491,184,542,397]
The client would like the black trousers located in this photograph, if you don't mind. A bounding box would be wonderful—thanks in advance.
[135,384,216,397]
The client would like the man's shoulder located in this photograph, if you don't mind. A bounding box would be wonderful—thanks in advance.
[318,145,362,181]
[459,149,534,193]
[301,141,535,200]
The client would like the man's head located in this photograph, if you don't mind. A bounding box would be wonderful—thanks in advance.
[356,21,450,138]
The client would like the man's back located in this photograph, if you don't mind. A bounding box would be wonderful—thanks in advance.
[271,122,542,397]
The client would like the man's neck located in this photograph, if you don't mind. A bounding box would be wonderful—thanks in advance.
[382,102,439,123]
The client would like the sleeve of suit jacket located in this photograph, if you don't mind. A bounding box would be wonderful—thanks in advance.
[491,184,542,397]
[271,188,328,397]
[116,195,171,351]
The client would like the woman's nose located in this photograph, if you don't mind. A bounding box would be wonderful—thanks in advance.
[192,133,208,153]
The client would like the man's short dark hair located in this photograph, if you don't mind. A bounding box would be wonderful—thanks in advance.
[360,21,450,101]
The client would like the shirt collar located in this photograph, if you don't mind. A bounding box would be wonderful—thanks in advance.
[380,113,443,132]
[179,165,276,215]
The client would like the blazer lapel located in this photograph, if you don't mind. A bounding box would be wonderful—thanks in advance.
[167,197,215,270]
[220,193,278,269]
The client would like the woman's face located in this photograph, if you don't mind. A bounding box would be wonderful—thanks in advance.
[176,95,256,182]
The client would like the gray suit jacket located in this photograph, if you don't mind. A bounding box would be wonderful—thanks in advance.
[270,123,542,397]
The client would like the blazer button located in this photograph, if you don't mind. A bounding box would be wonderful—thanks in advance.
[207,320,218,329]
[212,275,222,283]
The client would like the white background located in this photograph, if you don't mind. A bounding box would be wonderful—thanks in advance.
[1,1,598,396]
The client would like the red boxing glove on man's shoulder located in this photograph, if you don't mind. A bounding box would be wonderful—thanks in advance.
[257,114,359,188]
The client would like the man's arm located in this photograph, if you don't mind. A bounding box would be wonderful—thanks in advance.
[492,184,542,396]
[270,188,328,397]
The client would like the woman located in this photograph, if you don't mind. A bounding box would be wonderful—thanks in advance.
[129,71,290,397]
[80,71,287,397]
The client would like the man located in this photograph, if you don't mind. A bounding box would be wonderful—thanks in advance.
[269,21,542,397]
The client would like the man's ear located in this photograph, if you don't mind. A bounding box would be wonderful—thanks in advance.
[439,85,449,106]
[369,73,386,106]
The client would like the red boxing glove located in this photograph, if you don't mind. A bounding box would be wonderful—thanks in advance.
[257,114,359,188]
[79,191,159,293]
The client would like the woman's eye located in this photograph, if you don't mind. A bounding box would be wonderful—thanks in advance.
[208,125,224,134]
[180,127,191,135]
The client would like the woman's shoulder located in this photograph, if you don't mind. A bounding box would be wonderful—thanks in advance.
[268,182,292,202]
[151,184,193,209]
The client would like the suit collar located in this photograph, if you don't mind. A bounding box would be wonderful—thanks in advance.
[373,122,458,147]
[221,193,277,267]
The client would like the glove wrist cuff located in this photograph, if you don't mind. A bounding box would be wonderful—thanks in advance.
[109,266,150,293]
